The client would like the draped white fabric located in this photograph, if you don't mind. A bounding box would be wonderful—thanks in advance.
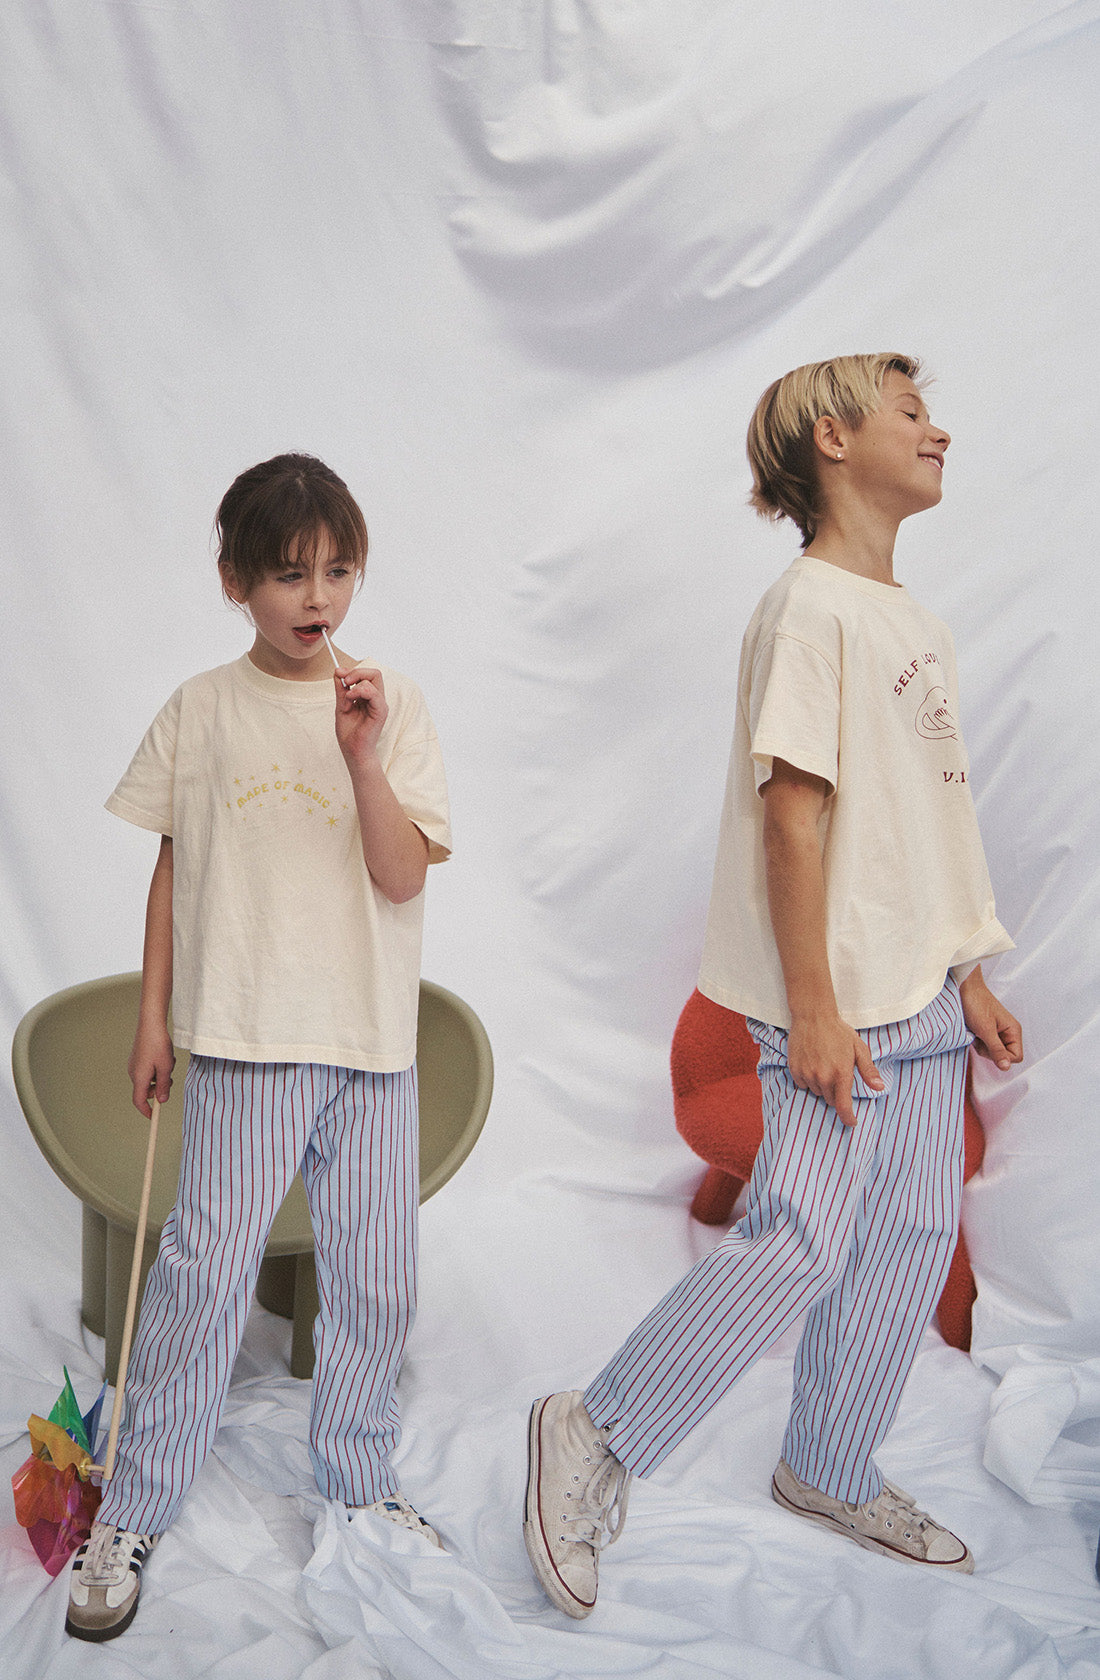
[2,2,1099,1673]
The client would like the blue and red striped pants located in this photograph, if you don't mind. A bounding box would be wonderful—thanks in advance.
[98,1055,418,1534]
[584,979,970,1504]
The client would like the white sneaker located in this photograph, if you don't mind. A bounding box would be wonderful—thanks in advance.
[65,1521,159,1641]
[772,1459,974,1572]
[352,1492,443,1548]
[524,1391,631,1618]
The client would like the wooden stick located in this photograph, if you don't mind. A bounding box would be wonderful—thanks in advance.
[99,1098,160,1483]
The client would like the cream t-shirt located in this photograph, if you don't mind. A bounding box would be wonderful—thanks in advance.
[107,654,451,1072]
[697,557,1012,1030]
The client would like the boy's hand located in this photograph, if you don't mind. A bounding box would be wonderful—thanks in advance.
[128,1023,175,1119]
[787,1012,885,1128]
[334,665,387,762]
[959,967,1023,1072]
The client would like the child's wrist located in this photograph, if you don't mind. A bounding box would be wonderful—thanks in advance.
[786,986,840,1027]
[344,742,385,779]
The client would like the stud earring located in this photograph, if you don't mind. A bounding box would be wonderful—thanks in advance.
[836,452,843,460]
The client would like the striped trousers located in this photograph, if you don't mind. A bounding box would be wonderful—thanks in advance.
[584,979,970,1504]
[97,1056,418,1535]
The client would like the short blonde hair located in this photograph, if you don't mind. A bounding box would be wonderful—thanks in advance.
[747,353,924,547]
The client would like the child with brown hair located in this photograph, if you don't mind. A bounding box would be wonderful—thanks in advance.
[67,453,451,1641]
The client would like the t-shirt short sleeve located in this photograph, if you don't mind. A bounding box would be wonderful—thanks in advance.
[389,731,452,863]
[748,631,841,794]
[104,687,181,835]
[380,679,452,864]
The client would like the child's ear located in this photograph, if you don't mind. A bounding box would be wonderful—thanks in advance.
[219,561,247,605]
[812,414,844,461]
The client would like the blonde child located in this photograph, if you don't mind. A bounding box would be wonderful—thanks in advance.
[524,355,1022,1617]
[67,453,450,1641]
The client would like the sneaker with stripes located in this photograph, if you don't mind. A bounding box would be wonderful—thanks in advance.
[66,1521,159,1641]
[353,1492,443,1548]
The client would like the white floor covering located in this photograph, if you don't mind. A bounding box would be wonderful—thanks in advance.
[3,1145,1098,1679]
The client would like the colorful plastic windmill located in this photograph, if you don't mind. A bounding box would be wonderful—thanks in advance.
[11,1098,161,1574]
[12,1371,105,1576]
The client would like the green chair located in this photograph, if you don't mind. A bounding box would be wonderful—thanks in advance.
[11,972,493,1382]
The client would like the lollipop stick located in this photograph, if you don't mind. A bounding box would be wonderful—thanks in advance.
[321,628,340,672]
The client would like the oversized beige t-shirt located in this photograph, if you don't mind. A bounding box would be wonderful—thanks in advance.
[698,557,1012,1030]
[107,654,451,1072]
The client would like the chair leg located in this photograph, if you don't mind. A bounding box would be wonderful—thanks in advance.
[255,1252,297,1319]
[935,1228,977,1353]
[290,1250,318,1380]
[690,1165,744,1226]
[81,1206,108,1339]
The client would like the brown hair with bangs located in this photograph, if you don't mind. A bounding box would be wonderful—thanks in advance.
[747,353,925,548]
[215,453,368,600]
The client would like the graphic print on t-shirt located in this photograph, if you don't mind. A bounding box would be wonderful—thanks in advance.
[224,760,352,830]
[915,686,958,741]
[894,649,958,742]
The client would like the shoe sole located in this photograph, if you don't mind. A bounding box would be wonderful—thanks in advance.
[771,1475,973,1572]
[523,1398,595,1619]
[65,1595,141,1642]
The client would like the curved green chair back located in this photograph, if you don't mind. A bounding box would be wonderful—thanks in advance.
[11,972,493,1378]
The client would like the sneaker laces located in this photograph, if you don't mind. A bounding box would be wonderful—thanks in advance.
[867,1481,930,1544]
[559,1434,631,1551]
[81,1524,146,1585]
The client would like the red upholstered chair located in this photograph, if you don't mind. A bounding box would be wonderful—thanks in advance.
[671,988,985,1351]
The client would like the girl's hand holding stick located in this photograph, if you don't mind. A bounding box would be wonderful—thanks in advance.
[322,629,388,761]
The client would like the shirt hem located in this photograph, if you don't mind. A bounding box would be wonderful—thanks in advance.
[751,744,837,796]
[698,972,950,1033]
[104,793,172,835]
[175,1030,416,1075]
[699,916,1014,1033]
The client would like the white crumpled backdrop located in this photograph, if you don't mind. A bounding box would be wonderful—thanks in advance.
[2,2,1099,1675]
